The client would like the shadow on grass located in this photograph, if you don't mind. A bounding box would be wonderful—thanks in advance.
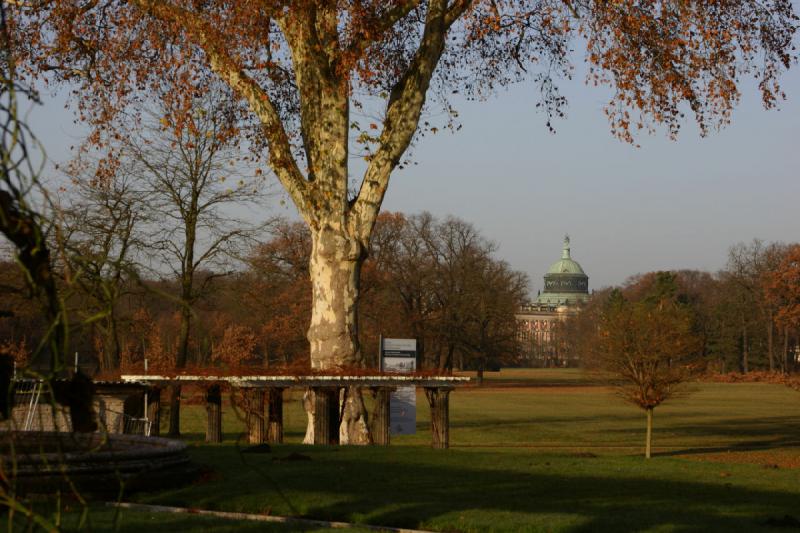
[138,445,800,532]
[655,441,800,457]
[599,415,800,447]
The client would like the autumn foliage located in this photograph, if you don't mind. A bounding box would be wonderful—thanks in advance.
[4,0,796,371]
[765,245,800,332]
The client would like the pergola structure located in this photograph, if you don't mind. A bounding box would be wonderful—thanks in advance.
[120,375,470,449]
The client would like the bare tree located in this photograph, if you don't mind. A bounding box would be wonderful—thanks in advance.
[727,240,788,373]
[59,168,145,371]
[125,92,269,437]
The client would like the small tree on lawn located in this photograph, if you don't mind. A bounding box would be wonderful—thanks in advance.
[589,273,701,459]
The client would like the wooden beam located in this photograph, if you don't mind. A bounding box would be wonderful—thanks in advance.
[246,388,266,444]
[205,385,222,443]
[312,387,340,445]
[267,387,285,444]
[369,386,395,446]
[424,386,453,449]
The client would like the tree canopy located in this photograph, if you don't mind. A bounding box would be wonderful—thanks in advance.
[8,0,798,369]
[587,273,701,458]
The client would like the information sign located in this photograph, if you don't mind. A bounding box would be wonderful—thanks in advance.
[380,337,417,435]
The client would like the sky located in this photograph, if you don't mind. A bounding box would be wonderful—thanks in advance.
[22,62,800,298]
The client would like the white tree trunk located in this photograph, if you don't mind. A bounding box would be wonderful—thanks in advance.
[307,225,362,370]
[302,388,371,445]
[303,225,371,444]
[339,386,371,445]
[302,389,315,444]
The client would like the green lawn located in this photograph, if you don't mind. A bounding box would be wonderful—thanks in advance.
[28,370,800,531]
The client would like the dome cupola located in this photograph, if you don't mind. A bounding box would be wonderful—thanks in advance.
[536,235,589,306]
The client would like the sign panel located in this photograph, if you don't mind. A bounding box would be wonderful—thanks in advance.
[380,337,417,435]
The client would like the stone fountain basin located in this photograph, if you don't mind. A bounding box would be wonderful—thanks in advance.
[1,432,191,495]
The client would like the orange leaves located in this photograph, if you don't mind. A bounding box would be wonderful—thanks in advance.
[10,0,795,172]
[589,274,702,411]
[764,244,800,329]
[211,324,258,367]
[0,338,30,367]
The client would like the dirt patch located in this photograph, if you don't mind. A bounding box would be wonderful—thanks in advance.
[471,385,616,395]
[681,449,800,469]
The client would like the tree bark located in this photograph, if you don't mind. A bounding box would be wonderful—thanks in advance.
[340,386,372,445]
[439,344,454,372]
[107,314,121,371]
[302,389,315,444]
[742,324,749,374]
[307,225,364,370]
[168,306,192,437]
[783,325,789,375]
[767,312,774,372]
[645,407,653,459]
[147,387,161,437]
[303,226,371,444]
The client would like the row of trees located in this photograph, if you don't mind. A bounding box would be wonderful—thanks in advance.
[562,240,800,376]
[1,83,528,436]
[571,259,800,458]
[1,208,528,377]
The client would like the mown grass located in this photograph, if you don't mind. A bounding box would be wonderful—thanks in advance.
[53,370,800,531]
[173,369,800,453]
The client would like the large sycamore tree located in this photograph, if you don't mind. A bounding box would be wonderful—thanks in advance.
[8,1,797,370]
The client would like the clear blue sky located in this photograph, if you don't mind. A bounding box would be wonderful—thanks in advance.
[25,64,800,298]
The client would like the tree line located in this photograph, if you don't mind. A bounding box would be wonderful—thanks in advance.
[1,206,528,378]
[562,240,800,376]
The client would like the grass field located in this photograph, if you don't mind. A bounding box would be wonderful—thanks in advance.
[56,370,800,531]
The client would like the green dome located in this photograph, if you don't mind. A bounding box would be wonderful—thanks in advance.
[547,258,586,275]
[546,235,586,274]
[536,235,589,306]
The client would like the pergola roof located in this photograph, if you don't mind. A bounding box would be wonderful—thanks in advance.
[120,374,471,388]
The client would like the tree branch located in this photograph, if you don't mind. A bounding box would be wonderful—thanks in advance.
[350,0,472,242]
[130,0,314,224]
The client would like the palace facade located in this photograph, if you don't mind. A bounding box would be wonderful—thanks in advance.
[516,235,589,367]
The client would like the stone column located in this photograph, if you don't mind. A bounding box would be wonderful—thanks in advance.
[147,387,161,437]
[424,387,453,449]
[205,384,222,444]
[267,387,284,444]
[370,386,395,446]
[312,387,340,445]
[246,388,265,444]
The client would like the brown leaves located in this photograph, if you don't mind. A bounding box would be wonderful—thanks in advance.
[588,274,702,410]
[581,0,797,141]
[211,324,258,367]
[0,338,30,367]
[764,244,800,329]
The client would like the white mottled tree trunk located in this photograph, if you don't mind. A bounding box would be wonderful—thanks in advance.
[303,225,371,445]
[307,225,363,370]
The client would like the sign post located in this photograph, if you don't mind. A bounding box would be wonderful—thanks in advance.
[380,338,417,435]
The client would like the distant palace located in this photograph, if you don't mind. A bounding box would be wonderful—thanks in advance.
[516,235,589,367]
